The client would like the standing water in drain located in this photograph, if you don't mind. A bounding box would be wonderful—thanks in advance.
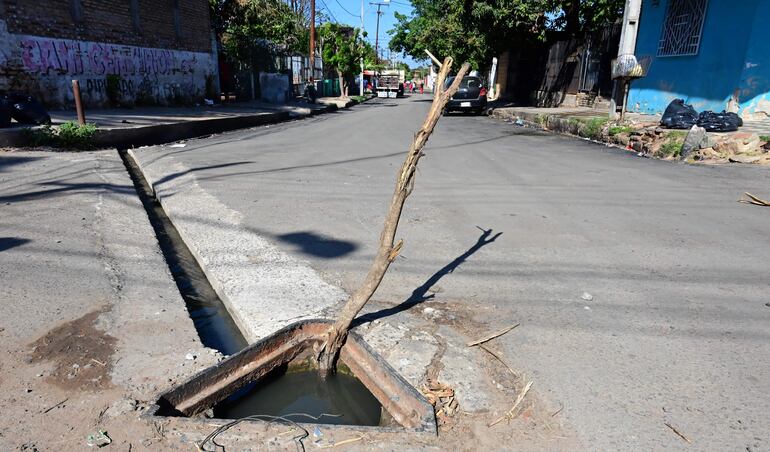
[214,364,383,426]
[120,150,247,356]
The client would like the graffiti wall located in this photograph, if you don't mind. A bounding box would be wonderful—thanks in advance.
[0,20,217,108]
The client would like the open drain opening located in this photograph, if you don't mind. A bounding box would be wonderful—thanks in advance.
[119,149,247,356]
[195,355,383,426]
[119,150,408,426]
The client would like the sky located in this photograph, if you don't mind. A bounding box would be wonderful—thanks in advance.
[316,0,422,67]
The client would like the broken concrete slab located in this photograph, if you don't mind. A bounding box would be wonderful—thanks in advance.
[681,125,706,157]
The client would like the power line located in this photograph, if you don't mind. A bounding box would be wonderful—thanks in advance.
[318,0,338,22]
[333,0,359,17]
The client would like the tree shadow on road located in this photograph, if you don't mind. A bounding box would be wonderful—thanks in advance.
[352,226,502,326]
[0,237,31,252]
[276,231,358,259]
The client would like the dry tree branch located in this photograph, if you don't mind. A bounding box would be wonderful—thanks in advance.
[317,56,471,374]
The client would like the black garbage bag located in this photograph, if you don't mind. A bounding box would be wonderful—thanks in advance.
[697,110,743,132]
[660,98,698,129]
[5,94,51,125]
[0,97,11,128]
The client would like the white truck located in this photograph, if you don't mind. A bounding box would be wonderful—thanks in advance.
[376,69,405,98]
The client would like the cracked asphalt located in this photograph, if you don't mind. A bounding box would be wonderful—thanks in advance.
[133,95,770,450]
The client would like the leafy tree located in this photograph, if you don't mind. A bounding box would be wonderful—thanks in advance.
[388,0,623,71]
[210,0,308,66]
[318,23,370,97]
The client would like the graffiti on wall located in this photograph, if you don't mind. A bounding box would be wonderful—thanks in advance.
[0,20,216,107]
[19,37,200,77]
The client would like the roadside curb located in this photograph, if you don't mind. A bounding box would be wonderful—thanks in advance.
[489,107,600,137]
[0,95,375,150]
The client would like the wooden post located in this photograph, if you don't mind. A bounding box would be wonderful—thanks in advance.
[72,80,86,125]
[317,57,471,374]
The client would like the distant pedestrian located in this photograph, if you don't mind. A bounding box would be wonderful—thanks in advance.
[419,82,424,94]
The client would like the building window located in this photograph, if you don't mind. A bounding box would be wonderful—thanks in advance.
[657,0,708,57]
[130,0,141,32]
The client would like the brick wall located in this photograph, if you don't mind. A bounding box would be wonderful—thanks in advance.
[0,1,218,108]
[1,0,211,53]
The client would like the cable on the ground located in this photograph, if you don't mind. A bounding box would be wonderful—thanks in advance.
[197,412,343,452]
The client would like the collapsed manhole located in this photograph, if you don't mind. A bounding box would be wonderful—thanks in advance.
[147,320,436,433]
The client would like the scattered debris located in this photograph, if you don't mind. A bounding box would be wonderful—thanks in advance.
[477,344,517,377]
[550,404,564,417]
[664,422,692,444]
[467,323,519,347]
[421,380,459,423]
[86,430,112,448]
[185,352,197,360]
[318,436,364,449]
[580,292,594,302]
[739,192,770,207]
[42,398,69,414]
[489,380,533,427]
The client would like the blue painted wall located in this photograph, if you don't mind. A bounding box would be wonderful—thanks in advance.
[627,0,769,118]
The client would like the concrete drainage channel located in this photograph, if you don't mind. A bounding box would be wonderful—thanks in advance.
[118,149,437,446]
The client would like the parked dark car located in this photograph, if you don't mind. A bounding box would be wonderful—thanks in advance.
[443,76,487,115]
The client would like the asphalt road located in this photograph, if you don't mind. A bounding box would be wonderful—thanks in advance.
[136,95,770,450]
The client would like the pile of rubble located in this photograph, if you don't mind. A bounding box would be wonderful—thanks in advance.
[607,123,770,164]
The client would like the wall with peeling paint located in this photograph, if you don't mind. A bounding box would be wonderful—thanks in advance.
[627,0,770,119]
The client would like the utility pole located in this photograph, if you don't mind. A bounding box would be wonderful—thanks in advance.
[370,0,389,65]
[609,0,641,119]
[359,0,364,96]
[309,0,316,83]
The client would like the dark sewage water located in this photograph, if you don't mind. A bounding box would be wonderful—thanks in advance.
[214,364,382,426]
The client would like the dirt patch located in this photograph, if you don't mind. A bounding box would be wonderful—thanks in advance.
[29,307,116,391]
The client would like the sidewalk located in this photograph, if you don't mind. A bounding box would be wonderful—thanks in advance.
[0,96,366,149]
[0,149,220,450]
[489,104,770,164]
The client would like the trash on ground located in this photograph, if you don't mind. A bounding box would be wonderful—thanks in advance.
[318,436,363,449]
[467,323,519,347]
[581,292,594,301]
[738,192,770,206]
[488,380,533,427]
[86,430,111,447]
[697,110,742,132]
[169,143,187,148]
[5,94,51,125]
[664,422,692,444]
[421,380,458,423]
[660,99,698,129]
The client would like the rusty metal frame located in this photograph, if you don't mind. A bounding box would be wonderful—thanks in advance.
[144,319,437,434]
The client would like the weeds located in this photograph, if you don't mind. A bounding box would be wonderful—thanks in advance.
[579,117,607,140]
[608,125,634,136]
[24,121,98,149]
[535,114,548,126]
[760,135,770,142]
[659,134,685,157]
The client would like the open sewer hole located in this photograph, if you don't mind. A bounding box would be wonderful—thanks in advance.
[120,152,417,429]
[212,358,382,426]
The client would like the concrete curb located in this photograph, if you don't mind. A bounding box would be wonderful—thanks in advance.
[102,111,292,149]
[489,107,593,136]
[0,96,375,149]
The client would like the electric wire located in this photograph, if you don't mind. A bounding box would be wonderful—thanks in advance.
[333,0,359,17]
[198,412,343,452]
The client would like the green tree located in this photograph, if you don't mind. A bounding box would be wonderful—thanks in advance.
[388,0,623,71]
[318,23,369,97]
[210,0,308,66]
